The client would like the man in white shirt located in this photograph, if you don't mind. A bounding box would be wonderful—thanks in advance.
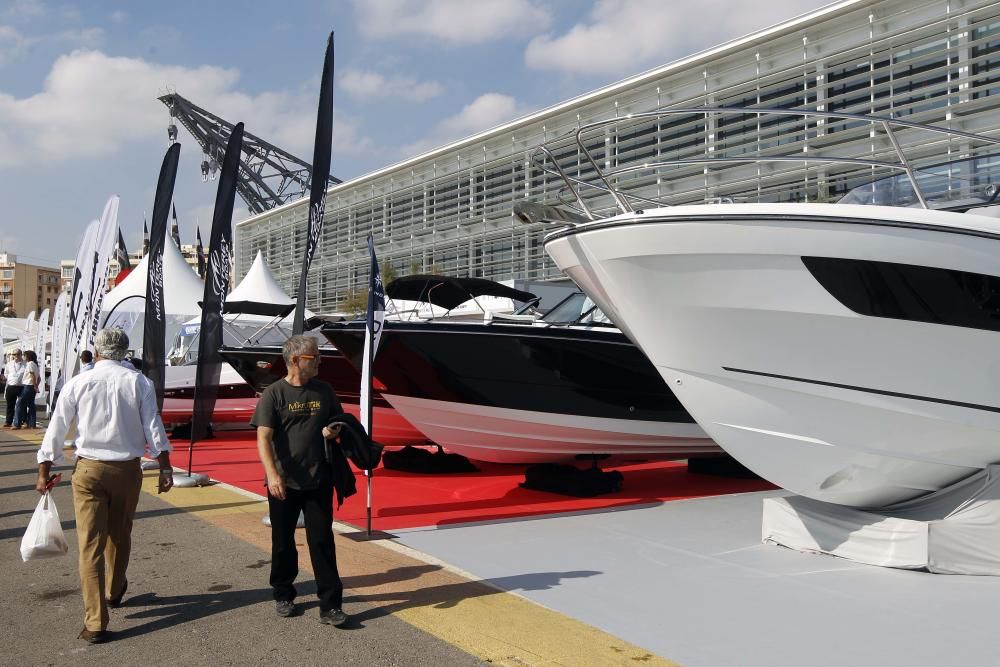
[36,329,174,644]
[3,348,24,427]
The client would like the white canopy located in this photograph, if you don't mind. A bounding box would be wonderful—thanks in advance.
[228,251,294,306]
[179,251,312,328]
[102,239,203,316]
[100,240,203,352]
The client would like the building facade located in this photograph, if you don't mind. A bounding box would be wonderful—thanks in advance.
[0,253,62,316]
[235,0,1000,314]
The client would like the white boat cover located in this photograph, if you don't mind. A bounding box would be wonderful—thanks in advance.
[762,465,1000,575]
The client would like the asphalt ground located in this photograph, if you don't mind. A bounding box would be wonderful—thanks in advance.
[0,404,675,666]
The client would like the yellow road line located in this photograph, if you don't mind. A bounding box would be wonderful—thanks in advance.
[144,471,677,666]
[6,427,677,665]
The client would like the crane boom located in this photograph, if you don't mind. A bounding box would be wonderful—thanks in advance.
[159,92,341,215]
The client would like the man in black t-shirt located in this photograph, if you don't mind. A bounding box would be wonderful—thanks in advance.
[251,335,348,627]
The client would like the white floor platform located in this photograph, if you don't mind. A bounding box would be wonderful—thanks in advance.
[394,489,1000,667]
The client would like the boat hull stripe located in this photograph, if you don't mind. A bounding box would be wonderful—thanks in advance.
[722,366,1000,414]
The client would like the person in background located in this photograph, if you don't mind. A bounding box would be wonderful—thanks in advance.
[36,328,173,644]
[3,349,24,428]
[14,349,39,429]
[79,350,95,373]
[251,335,348,627]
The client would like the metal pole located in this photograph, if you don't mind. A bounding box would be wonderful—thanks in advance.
[365,316,375,537]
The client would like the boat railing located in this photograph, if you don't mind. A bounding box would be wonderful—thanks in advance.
[523,106,1000,224]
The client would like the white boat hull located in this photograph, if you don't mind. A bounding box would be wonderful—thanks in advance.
[546,203,1000,507]
[383,394,719,464]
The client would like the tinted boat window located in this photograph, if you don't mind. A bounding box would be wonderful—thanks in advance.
[803,256,1000,332]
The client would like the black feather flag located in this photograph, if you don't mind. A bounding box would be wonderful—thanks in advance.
[115,228,131,270]
[189,123,243,455]
[143,143,181,411]
[292,31,334,334]
[196,227,206,278]
[170,203,181,248]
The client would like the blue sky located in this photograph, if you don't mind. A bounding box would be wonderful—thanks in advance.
[0,0,831,266]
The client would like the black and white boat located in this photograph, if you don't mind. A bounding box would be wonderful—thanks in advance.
[529,107,1000,507]
[323,275,719,463]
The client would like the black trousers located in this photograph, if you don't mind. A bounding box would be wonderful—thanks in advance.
[4,384,22,426]
[267,483,343,611]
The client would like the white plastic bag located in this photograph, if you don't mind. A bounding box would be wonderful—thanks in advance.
[20,492,69,562]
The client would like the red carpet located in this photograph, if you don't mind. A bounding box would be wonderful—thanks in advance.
[176,431,775,530]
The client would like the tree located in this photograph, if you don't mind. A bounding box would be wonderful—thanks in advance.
[427,262,443,275]
[381,261,398,287]
[408,260,421,276]
[338,287,367,318]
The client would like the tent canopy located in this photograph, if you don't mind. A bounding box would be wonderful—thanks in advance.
[223,251,310,318]
[102,238,203,317]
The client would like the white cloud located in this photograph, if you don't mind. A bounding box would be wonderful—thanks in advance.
[0,25,34,66]
[340,68,443,102]
[402,92,530,157]
[109,10,127,24]
[0,49,372,168]
[3,0,45,21]
[525,0,831,76]
[352,0,551,45]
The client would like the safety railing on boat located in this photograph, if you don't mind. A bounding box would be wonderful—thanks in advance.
[523,107,1000,224]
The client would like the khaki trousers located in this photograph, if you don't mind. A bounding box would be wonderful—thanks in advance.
[71,458,142,631]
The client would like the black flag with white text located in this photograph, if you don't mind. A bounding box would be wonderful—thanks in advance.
[292,31,334,334]
[143,143,181,411]
[190,124,243,446]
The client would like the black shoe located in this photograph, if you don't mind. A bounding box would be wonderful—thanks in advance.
[78,628,110,644]
[107,579,127,608]
[319,608,349,627]
[275,600,297,617]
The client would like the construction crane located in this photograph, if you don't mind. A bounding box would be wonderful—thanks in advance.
[159,92,342,215]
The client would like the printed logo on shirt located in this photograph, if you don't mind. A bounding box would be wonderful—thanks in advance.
[286,400,322,416]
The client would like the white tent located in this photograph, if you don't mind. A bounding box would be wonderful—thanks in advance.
[226,251,296,312]
[100,240,203,351]
[103,239,203,315]
[170,252,313,364]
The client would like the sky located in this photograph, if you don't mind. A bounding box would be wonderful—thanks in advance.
[0,0,833,267]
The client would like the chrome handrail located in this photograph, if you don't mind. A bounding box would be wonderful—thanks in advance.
[527,106,1000,221]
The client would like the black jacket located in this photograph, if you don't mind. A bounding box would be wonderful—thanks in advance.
[325,412,384,506]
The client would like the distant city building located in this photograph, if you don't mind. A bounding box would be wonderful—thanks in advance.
[235,0,1000,314]
[0,253,61,316]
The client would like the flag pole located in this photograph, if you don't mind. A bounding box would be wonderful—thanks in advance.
[365,320,374,536]
[364,233,375,537]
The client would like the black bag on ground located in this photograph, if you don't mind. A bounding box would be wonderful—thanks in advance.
[520,463,624,497]
[382,445,478,474]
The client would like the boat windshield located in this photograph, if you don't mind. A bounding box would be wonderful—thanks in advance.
[169,320,292,366]
[838,154,1000,209]
[541,292,615,326]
